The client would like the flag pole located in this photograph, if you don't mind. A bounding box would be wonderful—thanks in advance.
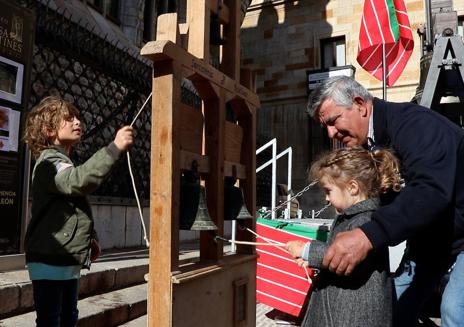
[382,43,387,100]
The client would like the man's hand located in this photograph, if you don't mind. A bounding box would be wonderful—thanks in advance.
[322,228,373,276]
[286,240,306,258]
[114,126,134,151]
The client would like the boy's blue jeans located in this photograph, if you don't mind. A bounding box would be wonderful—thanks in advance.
[441,252,464,327]
[393,259,444,327]
[32,279,79,327]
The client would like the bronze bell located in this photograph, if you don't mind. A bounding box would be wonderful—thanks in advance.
[224,176,243,220]
[236,189,253,220]
[179,170,200,230]
[191,186,218,231]
[411,52,432,104]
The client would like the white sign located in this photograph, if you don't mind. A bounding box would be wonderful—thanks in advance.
[307,65,355,91]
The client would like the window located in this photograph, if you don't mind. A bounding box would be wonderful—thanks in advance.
[87,0,103,12]
[143,0,155,42]
[86,0,120,24]
[458,16,464,38]
[105,0,120,23]
[320,36,346,69]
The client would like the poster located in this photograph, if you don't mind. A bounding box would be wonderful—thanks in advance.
[0,55,24,104]
[0,106,20,152]
[0,0,35,256]
[0,153,20,254]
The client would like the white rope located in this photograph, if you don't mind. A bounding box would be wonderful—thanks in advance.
[243,228,314,285]
[127,93,152,247]
[127,152,149,247]
[130,94,152,126]
[233,240,286,246]
[303,265,313,284]
[245,227,288,255]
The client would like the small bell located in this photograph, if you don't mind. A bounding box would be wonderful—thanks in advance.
[191,186,218,231]
[224,176,243,220]
[236,189,253,220]
[179,170,200,230]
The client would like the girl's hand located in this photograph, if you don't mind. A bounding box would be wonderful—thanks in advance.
[295,258,309,267]
[114,126,134,151]
[286,240,306,258]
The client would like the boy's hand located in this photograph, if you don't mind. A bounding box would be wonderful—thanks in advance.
[286,240,306,258]
[114,126,134,151]
[90,239,101,262]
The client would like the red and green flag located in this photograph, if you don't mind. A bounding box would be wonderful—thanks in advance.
[357,0,414,86]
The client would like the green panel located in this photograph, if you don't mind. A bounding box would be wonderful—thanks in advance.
[257,218,329,242]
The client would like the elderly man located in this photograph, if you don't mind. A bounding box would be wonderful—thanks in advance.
[305,76,463,327]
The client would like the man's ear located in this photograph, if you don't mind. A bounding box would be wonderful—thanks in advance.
[353,96,368,117]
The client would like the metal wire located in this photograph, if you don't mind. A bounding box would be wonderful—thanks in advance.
[260,180,332,219]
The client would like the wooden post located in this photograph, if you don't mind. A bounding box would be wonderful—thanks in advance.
[148,59,182,327]
[147,13,181,327]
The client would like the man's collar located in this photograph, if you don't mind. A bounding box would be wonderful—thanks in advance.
[367,102,375,149]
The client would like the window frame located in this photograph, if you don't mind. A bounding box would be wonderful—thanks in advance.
[320,36,346,69]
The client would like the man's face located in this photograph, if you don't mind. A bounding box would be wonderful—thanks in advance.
[317,97,369,147]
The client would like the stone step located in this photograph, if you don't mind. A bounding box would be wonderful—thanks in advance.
[0,255,149,320]
[0,244,225,325]
[118,314,147,326]
[0,283,147,327]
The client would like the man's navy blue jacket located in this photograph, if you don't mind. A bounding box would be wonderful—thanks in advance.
[359,98,464,265]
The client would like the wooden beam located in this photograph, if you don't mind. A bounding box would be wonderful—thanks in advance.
[156,13,179,44]
[180,150,209,174]
[187,0,210,61]
[224,161,246,179]
[201,89,226,261]
[210,0,230,24]
[141,40,260,107]
[221,0,241,79]
[171,254,257,284]
[236,104,257,255]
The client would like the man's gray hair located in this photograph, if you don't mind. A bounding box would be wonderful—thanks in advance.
[306,76,372,118]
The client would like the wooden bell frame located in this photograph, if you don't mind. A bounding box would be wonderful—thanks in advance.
[141,1,259,326]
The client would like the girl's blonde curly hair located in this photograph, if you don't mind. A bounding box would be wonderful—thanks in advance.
[23,96,79,159]
[310,146,402,197]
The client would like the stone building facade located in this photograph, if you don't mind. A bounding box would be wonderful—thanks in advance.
[2,0,252,263]
[9,0,157,256]
[241,0,464,213]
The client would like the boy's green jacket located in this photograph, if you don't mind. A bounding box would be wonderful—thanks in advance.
[25,144,121,268]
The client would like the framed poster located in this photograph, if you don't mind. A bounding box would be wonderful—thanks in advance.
[0,55,23,105]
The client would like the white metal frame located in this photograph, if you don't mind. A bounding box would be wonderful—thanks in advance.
[256,138,293,219]
[231,138,293,253]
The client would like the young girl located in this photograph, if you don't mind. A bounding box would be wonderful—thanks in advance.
[23,96,133,327]
[286,146,401,327]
